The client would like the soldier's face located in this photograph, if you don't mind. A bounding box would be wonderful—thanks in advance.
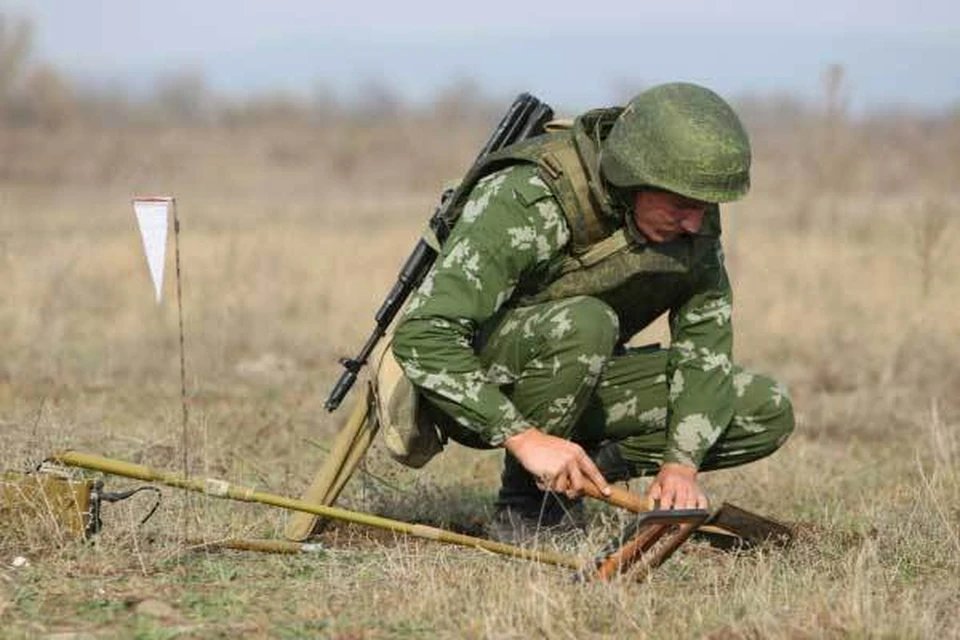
[631,189,708,243]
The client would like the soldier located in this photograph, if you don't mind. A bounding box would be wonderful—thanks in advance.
[391,83,794,542]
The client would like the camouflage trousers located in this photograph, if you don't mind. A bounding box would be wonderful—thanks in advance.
[437,296,794,480]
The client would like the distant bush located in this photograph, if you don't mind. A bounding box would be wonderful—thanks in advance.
[1,15,75,129]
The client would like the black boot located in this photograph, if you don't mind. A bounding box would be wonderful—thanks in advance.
[488,453,585,544]
[487,442,637,544]
[589,440,634,484]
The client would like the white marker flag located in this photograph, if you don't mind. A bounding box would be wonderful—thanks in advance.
[133,197,174,303]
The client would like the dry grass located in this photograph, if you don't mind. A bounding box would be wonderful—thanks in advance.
[1,108,959,638]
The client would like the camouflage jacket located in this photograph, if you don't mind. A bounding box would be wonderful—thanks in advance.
[392,163,734,468]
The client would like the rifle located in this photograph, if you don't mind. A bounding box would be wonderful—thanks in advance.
[324,93,554,412]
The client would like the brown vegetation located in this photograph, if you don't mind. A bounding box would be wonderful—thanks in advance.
[1,13,959,638]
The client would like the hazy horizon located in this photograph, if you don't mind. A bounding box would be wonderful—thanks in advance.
[3,0,959,112]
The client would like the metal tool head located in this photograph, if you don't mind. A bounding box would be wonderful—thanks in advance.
[585,508,711,581]
[696,502,794,550]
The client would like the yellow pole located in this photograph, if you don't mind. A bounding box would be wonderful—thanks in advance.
[284,391,375,541]
[185,538,325,555]
[51,450,580,570]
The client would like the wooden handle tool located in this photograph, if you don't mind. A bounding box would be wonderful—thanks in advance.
[581,483,655,513]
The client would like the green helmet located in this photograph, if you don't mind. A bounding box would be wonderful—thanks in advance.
[600,82,751,203]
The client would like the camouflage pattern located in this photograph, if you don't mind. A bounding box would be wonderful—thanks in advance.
[469,108,623,251]
[601,83,752,203]
[395,164,571,446]
[580,346,793,474]
[392,163,794,470]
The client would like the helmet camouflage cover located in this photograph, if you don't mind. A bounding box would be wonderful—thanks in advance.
[601,82,751,203]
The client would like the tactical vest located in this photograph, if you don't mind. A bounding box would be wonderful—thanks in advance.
[433,108,722,305]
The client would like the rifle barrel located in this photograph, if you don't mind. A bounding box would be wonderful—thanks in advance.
[324,93,552,412]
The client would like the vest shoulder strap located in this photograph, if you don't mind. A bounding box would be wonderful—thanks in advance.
[442,119,621,254]
[557,228,631,275]
[483,132,615,252]
[537,138,612,252]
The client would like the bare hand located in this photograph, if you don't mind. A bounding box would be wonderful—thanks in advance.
[503,428,611,499]
[646,462,708,510]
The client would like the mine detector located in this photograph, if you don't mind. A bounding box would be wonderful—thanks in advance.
[10,94,790,580]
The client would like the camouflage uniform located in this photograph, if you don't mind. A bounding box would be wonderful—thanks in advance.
[393,164,793,476]
[392,84,794,519]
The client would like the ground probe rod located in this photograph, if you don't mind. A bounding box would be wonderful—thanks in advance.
[51,450,581,570]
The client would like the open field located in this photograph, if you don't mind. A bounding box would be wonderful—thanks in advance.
[1,107,960,638]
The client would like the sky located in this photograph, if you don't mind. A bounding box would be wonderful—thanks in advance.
[3,0,959,111]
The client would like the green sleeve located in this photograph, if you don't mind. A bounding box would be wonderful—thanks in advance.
[392,164,571,446]
[664,240,735,468]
